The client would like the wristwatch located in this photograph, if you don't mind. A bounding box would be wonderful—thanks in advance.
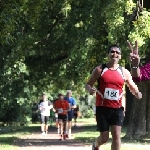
[132,66,139,69]
[131,64,139,69]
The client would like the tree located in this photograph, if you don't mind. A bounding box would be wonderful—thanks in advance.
[125,81,150,139]
[1,0,150,134]
[124,0,150,138]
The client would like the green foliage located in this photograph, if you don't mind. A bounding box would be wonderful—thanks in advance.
[83,109,94,118]
[77,95,95,118]
[0,0,150,124]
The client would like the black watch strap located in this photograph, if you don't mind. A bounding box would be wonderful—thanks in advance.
[131,64,139,69]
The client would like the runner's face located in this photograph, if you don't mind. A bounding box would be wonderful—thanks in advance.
[59,95,64,100]
[67,92,72,97]
[108,47,121,62]
[42,94,47,101]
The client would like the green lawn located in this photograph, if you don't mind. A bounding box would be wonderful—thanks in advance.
[0,124,39,150]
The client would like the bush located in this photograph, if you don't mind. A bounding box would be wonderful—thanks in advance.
[83,109,95,118]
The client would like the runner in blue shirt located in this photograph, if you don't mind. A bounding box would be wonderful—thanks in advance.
[64,90,76,138]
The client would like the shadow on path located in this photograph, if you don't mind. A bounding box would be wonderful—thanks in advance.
[14,123,95,149]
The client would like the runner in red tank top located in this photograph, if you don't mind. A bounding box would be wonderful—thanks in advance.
[96,67,125,108]
[85,44,142,150]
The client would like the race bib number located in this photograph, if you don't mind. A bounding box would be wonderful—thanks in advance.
[104,88,119,100]
[58,108,63,114]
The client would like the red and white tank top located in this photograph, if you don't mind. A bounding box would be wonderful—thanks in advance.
[96,67,125,108]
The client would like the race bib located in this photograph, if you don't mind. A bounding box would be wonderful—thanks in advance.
[104,88,119,100]
[58,108,63,114]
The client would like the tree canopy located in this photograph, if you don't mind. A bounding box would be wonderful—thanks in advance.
[0,0,150,133]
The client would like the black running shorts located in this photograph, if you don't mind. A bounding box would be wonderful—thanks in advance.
[58,114,67,121]
[96,106,124,132]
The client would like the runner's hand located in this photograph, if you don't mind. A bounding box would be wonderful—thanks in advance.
[135,91,142,99]
[89,87,97,95]
[127,40,140,67]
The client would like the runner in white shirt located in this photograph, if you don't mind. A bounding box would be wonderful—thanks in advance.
[38,93,53,136]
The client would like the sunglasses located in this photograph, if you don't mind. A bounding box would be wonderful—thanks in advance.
[110,50,121,55]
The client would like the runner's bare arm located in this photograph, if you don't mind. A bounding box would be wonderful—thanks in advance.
[85,66,102,95]
[67,103,70,112]
[123,68,142,99]
[122,94,126,112]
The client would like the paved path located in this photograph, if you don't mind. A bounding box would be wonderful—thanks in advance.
[15,123,93,150]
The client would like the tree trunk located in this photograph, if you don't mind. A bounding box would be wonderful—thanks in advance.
[146,82,150,136]
[125,81,150,139]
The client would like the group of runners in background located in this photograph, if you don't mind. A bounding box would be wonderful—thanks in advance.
[38,90,79,140]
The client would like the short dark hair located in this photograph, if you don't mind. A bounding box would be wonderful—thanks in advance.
[58,93,63,97]
[108,44,121,53]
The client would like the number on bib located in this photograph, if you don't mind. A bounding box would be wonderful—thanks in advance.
[104,88,119,100]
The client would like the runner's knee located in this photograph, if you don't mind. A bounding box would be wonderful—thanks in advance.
[100,132,109,144]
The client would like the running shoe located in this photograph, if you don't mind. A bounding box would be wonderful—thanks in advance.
[63,134,67,140]
[66,134,68,138]
[59,134,63,141]
[92,142,99,150]
[41,132,45,136]
[45,131,48,136]
[66,133,71,138]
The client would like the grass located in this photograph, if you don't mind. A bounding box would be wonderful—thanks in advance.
[0,118,150,150]
[0,124,40,150]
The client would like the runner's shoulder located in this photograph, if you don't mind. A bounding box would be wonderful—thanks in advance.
[92,65,103,75]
